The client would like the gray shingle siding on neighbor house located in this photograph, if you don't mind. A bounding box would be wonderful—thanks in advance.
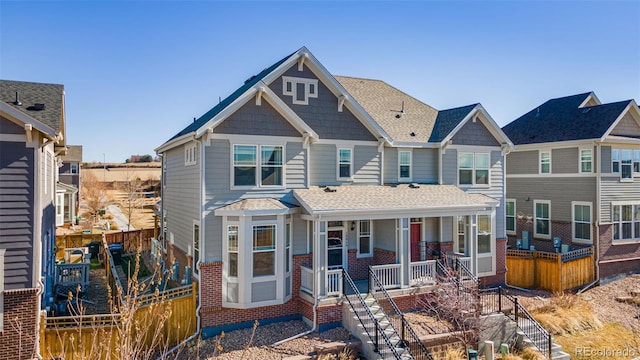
[600,179,640,223]
[610,111,640,137]
[213,99,301,137]
[506,150,538,174]
[269,65,377,141]
[0,140,35,290]
[451,119,500,147]
[164,144,200,256]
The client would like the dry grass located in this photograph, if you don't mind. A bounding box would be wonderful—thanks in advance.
[530,293,601,335]
[439,346,466,360]
[554,323,640,360]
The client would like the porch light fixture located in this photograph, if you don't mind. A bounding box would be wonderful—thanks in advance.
[351,221,356,231]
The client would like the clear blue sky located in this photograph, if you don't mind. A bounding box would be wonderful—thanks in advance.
[2,1,639,163]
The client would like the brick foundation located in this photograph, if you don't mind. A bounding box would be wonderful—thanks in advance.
[0,288,39,360]
[166,243,194,283]
[507,219,589,252]
[598,224,640,279]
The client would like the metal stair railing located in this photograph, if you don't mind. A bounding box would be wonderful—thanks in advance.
[480,287,553,359]
[369,267,434,360]
[341,269,403,359]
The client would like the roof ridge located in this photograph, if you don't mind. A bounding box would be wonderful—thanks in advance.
[1,79,64,87]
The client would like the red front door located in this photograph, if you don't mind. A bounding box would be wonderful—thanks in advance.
[410,223,421,262]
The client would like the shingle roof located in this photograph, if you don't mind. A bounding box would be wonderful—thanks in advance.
[62,145,83,162]
[0,79,65,132]
[429,104,479,142]
[165,51,296,143]
[294,184,496,214]
[335,76,439,143]
[218,198,297,212]
[502,92,633,145]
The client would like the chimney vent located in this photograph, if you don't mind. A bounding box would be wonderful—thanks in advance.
[13,91,22,106]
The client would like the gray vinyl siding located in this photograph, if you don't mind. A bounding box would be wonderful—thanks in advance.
[384,148,438,184]
[451,119,500,147]
[610,111,640,137]
[292,215,307,255]
[309,143,380,186]
[601,146,612,174]
[0,140,35,290]
[204,215,222,260]
[552,148,578,174]
[213,99,301,137]
[600,177,640,223]
[506,177,596,223]
[374,219,396,252]
[441,217,453,242]
[164,144,200,256]
[425,217,439,243]
[506,150,538,175]
[286,142,306,189]
[441,149,457,185]
[269,65,377,141]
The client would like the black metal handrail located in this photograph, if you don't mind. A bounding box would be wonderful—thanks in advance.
[455,258,478,286]
[341,269,403,359]
[369,267,434,360]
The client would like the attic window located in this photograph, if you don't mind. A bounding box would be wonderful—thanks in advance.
[282,76,318,105]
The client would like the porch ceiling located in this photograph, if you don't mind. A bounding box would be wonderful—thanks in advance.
[293,184,498,218]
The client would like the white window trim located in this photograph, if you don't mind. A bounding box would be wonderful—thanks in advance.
[282,76,318,105]
[231,144,286,190]
[572,201,592,244]
[357,220,373,258]
[506,199,516,235]
[192,220,200,277]
[454,216,467,255]
[457,152,490,187]
[70,163,78,174]
[337,148,353,180]
[398,150,412,182]
[539,150,551,174]
[477,211,497,277]
[611,202,640,244]
[252,224,278,278]
[185,144,197,166]
[0,248,5,331]
[534,200,551,239]
[579,148,593,174]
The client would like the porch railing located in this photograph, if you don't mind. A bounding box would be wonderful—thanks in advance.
[300,265,314,295]
[55,261,90,291]
[409,260,436,286]
[370,263,401,290]
[447,253,472,275]
[327,268,343,296]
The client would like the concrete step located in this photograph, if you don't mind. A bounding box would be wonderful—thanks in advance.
[552,350,571,360]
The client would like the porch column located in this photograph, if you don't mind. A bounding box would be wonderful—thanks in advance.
[469,214,478,276]
[313,220,327,297]
[398,217,410,287]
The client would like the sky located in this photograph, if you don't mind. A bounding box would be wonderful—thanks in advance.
[1,1,639,163]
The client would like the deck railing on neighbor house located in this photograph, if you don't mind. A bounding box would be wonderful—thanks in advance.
[409,260,437,286]
[300,265,314,294]
[370,263,402,290]
[327,268,343,296]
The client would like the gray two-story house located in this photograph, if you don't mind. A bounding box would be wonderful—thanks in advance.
[503,92,640,281]
[156,47,513,335]
[57,145,82,226]
[0,80,67,358]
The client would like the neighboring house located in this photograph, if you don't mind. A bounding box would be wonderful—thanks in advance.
[57,145,82,225]
[155,47,513,335]
[0,80,67,358]
[502,92,640,280]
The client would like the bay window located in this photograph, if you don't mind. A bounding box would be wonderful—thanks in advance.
[613,204,640,242]
[227,225,238,277]
[477,214,491,254]
[253,225,276,276]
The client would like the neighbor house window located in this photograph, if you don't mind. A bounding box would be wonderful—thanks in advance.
[233,145,283,187]
[534,200,551,238]
[506,199,516,234]
[399,150,412,181]
[539,151,551,174]
[70,163,78,174]
[477,214,492,254]
[634,150,640,174]
[185,144,197,166]
[193,222,200,275]
[253,225,276,276]
[227,225,238,277]
[573,202,592,242]
[357,220,372,257]
[458,153,490,186]
[580,149,592,173]
[338,148,352,179]
[612,149,633,179]
[612,204,640,241]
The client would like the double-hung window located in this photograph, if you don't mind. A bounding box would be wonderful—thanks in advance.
[534,200,551,238]
[227,225,239,277]
[613,204,640,242]
[399,150,412,181]
[455,216,466,254]
[572,202,592,242]
[458,153,489,186]
[338,148,352,179]
[539,151,551,174]
[253,225,276,276]
[506,199,516,234]
[477,214,492,254]
[233,145,283,187]
[612,149,634,179]
[580,149,592,173]
[357,220,372,257]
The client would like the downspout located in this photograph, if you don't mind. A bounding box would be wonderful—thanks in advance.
[595,141,601,282]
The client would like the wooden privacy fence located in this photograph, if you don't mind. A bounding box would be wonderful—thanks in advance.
[56,228,157,258]
[506,247,595,292]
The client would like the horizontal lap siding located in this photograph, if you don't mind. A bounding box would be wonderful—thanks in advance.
[164,145,200,257]
[413,148,438,183]
[506,150,537,175]
[0,141,34,290]
[383,147,398,183]
[552,148,578,174]
[286,142,306,189]
[353,145,380,184]
[600,177,640,223]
